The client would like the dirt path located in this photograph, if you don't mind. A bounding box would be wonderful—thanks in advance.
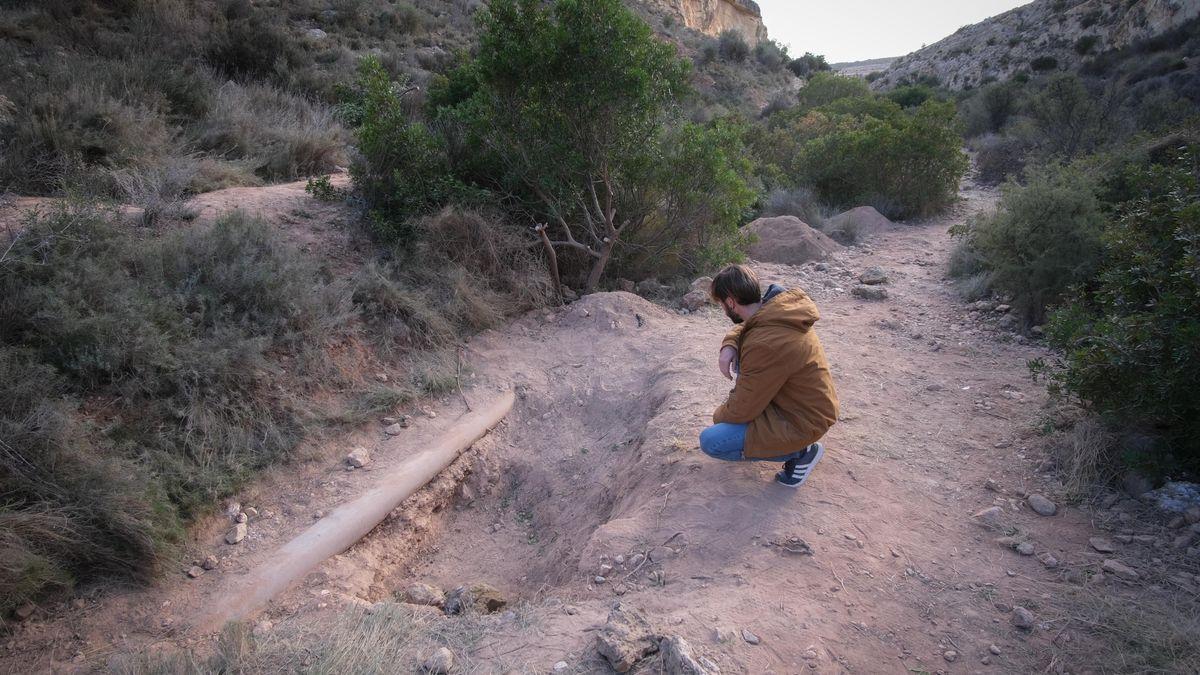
[2,181,1153,673]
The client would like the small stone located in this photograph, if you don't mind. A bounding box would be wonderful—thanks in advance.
[1186,506,1200,525]
[741,628,761,645]
[375,372,389,383]
[974,506,1005,528]
[614,554,626,565]
[1102,559,1139,580]
[1089,537,1117,553]
[1027,494,1057,516]
[236,512,248,523]
[552,662,569,673]
[1016,542,1035,556]
[225,522,248,545]
[714,627,737,643]
[384,423,405,436]
[851,284,888,300]
[346,447,371,468]
[994,304,1011,313]
[858,267,888,285]
[381,416,398,426]
[422,646,454,674]
[599,564,614,576]
[403,583,445,607]
[425,410,438,419]
[13,603,35,621]
[943,650,959,662]
[629,553,646,567]
[984,478,1001,492]
[243,507,258,519]
[201,555,219,570]
[989,644,1002,655]
[594,576,607,584]
[187,565,204,578]
[1011,606,1035,630]
[1040,554,1059,568]
[660,635,714,674]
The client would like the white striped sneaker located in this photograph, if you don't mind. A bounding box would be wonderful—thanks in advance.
[775,443,825,488]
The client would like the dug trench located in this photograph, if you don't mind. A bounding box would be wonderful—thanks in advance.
[6,181,1196,673]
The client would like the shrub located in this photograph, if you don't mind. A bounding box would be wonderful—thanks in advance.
[760,186,831,228]
[794,72,870,113]
[972,133,1029,185]
[887,84,936,108]
[1039,151,1200,468]
[795,99,968,219]
[1074,34,1100,55]
[787,52,831,78]
[955,164,1106,324]
[718,30,750,62]
[1030,55,1059,71]
[0,206,351,607]
[1026,73,1110,159]
[754,40,789,71]
[348,57,478,245]
[958,80,1024,137]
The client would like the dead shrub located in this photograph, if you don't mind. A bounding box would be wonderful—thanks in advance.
[1050,417,1116,500]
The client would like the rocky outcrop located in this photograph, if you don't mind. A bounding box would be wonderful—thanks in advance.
[651,0,768,44]
[873,0,1200,90]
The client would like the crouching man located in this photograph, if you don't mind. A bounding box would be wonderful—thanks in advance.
[700,265,839,487]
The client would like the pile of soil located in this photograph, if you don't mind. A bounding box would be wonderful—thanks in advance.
[744,215,840,264]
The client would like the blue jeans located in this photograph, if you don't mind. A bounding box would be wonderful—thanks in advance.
[699,423,809,462]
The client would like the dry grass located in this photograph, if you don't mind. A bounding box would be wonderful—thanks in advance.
[1049,418,1117,501]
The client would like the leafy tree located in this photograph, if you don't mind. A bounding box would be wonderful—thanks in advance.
[1026,73,1113,159]
[787,52,831,78]
[1039,150,1200,468]
[794,72,871,114]
[443,0,698,292]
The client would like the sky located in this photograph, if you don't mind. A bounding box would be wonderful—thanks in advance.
[756,0,1030,63]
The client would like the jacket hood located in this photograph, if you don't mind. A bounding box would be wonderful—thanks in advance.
[751,286,819,332]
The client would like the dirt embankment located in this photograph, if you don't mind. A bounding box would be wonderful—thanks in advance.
[3,180,1197,673]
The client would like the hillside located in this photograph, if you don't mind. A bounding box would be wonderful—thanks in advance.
[873,0,1200,90]
[832,56,897,78]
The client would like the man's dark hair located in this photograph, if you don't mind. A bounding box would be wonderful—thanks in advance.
[710,264,761,305]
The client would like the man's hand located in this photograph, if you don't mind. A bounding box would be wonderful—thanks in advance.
[718,345,738,380]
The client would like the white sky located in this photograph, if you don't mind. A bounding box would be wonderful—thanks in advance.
[757,0,1030,63]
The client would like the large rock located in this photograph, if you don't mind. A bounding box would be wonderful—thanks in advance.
[443,583,506,615]
[825,206,895,241]
[851,285,888,301]
[1027,494,1057,517]
[660,636,717,674]
[744,216,840,264]
[422,647,454,674]
[403,583,445,607]
[596,604,658,673]
[225,522,248,545]
[680,276,714,311]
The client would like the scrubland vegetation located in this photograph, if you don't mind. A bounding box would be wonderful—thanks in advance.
[0,0,970,612]
[942,18,1200,476]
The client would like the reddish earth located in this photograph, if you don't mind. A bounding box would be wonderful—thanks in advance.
[2,179,1192,673]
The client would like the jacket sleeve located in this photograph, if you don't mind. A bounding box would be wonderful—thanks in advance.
[712,340,792,424]
[720,324,743,351]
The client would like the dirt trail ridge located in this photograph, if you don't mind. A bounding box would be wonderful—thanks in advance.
[2,178,1150,673]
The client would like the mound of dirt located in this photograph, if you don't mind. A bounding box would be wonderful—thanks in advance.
[555,291,670,332]
[825,206,895,239]
[744,216,840,264]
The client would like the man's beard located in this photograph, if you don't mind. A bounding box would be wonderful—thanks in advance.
[724,305,743,324]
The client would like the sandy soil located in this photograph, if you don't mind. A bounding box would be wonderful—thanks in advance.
[2,179,1190,673]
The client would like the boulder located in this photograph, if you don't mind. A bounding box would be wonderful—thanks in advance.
[744,216,840,264]
[1101,559,1139,580]
[851,285,888,300]
[225,522,248,545]
[858,267,888,285]
[403,583,445,608]
[443,583,506,615]
[974,506,1005,528]
[422,647,454,674]
[596,604,658,673]
[1027,494,1057,516]
[346,447,371,468]
[680,277,714,311]
[660,636,717,674]
[1011,606,1036,630]
[825,206,895,241]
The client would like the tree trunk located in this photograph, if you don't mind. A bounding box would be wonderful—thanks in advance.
[535,225,564,305]
[583,239,615,294]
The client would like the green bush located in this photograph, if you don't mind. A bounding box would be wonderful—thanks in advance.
[718,30,750,62]
[952,164,1106,324]
[0,206,351,609]
[794,99,968,219]
[1039,150,1200,468]
[1030,55,1059,71]
[887,84,936,108]
[1074,34,1100,55]
[787,52,831,78]
[1026,73,1109,159]
[348,57,479,245]
[753,40,789,71]
[794,72,871,114]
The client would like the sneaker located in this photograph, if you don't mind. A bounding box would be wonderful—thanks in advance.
[775,442,825,488]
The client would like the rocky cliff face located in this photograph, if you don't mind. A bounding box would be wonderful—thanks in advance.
[874,0,1200,90]
[651,0,768,44]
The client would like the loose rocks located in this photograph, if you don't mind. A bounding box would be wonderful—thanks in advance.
[1101,559,1139,581]
[1089,537,1117,553]
[404,583,445,608]
[741,629,761,645]
[225,522,248,545]
[1011,606,1036,630]
[201,555,219,570]
[851,284,888,300]
[596,604,658,673]
[1027,494,1057,516]
[858,267,888,285]
[186,566,204,579]
[660,636,716,675]
[974,506,1005,528]
[444,583,506,615]
[422,647,454,674]
[346,447,371,468]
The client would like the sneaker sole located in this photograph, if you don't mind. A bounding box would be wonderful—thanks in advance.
[775,442,825,489]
